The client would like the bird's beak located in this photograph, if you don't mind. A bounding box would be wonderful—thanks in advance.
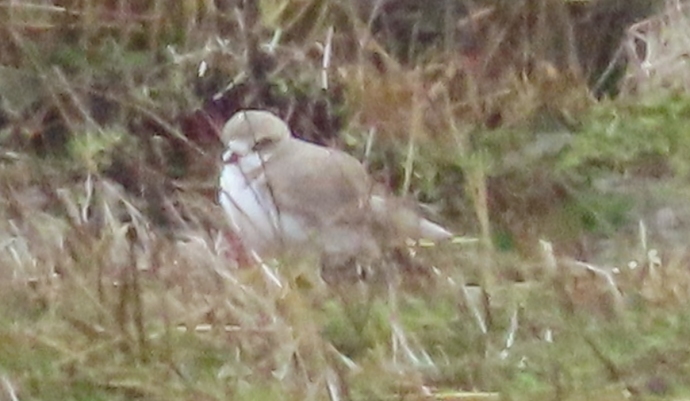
[222,149,240,165]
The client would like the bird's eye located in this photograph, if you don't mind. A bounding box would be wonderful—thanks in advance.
[252,138,274,152]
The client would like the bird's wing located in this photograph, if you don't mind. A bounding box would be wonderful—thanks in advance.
[261,138,452,247]
[262,139,373,227]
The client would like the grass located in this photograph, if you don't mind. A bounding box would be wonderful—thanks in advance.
[2,0,690,400]
[3,190,690,401]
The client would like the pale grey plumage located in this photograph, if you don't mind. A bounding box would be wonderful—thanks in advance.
[218,109,451,267]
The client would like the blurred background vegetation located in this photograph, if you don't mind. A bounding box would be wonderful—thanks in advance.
[2,0,690,400]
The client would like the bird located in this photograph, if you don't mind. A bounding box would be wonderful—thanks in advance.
[218,109,452,280]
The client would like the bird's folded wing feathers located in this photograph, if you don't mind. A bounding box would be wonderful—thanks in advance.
[263,139,373,226]
[262,138,452,242]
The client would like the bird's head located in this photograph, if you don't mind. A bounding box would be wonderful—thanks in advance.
[221,110,291,163]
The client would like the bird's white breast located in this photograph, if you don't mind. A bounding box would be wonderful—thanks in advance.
[219,150,308,254]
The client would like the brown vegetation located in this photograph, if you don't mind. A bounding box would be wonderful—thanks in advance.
[3,0,690,400]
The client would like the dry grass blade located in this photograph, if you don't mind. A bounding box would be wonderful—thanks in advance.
[620,0,690,95]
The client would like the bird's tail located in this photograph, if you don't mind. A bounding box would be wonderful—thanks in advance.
[369,195,452,242]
